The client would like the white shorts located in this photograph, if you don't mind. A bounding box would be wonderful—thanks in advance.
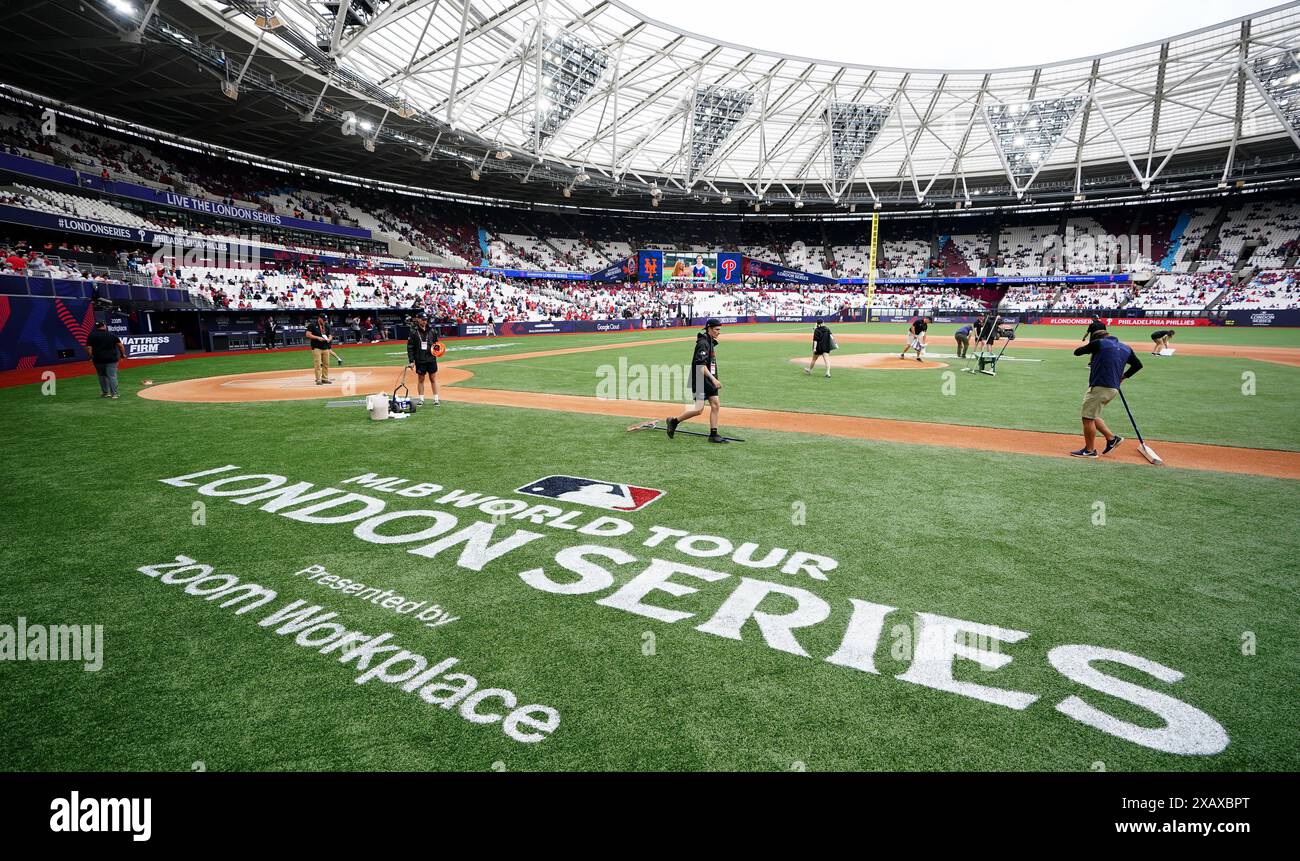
[908,335,925,351]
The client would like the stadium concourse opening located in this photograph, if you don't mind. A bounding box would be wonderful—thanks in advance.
[2,0,1300,832]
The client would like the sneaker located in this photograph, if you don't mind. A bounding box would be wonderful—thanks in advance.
[824,372,831,378]
[100,393,109,398]
[416,397,424,406]
[916,356,923,362]
[1103,435,1125,455]
[433,399,440,406]
[110,394,119,399]
[1069,448,1098,458]
[665,417,679,439]
[803,367,811,375]
[321,379,333,385]
[708,434,729,444]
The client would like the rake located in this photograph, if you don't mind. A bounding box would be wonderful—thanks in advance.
[626,420,745,442]
[1117,387,1163,465]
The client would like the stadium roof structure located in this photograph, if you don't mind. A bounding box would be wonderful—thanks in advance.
[4,0,1300,213]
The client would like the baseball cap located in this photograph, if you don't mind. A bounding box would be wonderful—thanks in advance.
[705,318,722,328]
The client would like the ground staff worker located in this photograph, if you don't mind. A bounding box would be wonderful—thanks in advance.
[306,313,333,385]
[666,318,727,443]
[806,318,835,377]
[1070,329,1143,458]
[85,320,126,399]
[406,311,441,406]
[954,322,973,358]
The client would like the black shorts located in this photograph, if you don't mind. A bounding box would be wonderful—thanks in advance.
[414,359,437,375]
[691,378,719,400]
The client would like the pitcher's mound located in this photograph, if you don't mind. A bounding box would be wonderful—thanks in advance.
[789,353,947,371]
[139,366,473,403]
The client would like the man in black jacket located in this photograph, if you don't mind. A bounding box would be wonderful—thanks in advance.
[85,320,126,399]
[406,311,440,406]
[666,318,727,443]
[805,318,835,378]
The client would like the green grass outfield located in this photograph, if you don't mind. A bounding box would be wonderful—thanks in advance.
[0,322,1297,771]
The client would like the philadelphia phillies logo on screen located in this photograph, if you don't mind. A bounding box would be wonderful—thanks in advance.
[717,251,743,285]
[517,476,665,511]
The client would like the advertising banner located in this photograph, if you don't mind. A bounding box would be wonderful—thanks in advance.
[1037,316,1211,327]
[743,257,839,285]
[120,333,185,358]
[0,152,371,240]
[1217,309,1300,327]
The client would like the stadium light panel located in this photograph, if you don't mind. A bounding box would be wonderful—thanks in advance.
[688,85,755,180]
[528,31,609,147]
[987,96,1084,186]
[825,101,891,189]
[1251,54,1300,143]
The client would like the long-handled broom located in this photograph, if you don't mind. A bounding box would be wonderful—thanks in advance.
[1116,387,1163,465]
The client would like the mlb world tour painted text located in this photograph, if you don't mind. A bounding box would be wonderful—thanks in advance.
[157,465,1230,755]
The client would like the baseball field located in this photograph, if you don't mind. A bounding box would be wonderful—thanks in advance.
[2,321,1297,771]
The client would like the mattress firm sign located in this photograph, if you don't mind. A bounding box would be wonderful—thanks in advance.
[121,334,185,358]
[155,464,1231,757]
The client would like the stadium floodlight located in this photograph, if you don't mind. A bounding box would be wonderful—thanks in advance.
[470,168,481,181]
[1249,54,1300,146]
[986,96,1084,193]
[574,170,590,183]
[495,150,512,160]
[720,194,731,204]
[794,198,804,209]
[687,85,755,181]
[108,0,137,15]
[528,31,609,148]
[254,4,283,30]
[825,101,891,195]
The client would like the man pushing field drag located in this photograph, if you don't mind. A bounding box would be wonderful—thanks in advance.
[1070,329,1143,458]
[666,318,728,443]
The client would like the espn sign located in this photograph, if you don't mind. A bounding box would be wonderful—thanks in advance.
[120,334,185,358]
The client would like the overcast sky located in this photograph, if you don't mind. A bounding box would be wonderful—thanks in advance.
[628,0,1274,68]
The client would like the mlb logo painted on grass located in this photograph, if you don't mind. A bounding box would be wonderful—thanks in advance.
[517,476,664,512]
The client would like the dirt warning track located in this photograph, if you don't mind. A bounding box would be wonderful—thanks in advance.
[139,358,1300,480]
[732,331,1300,367]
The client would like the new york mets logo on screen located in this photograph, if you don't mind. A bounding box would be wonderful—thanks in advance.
[517,476,665,511]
